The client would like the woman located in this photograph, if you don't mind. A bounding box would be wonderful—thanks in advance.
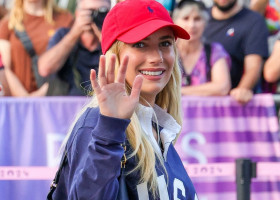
[49,0,198,199]
[0,0,73,96]
[0,54,11,96]
[173,0,231,96]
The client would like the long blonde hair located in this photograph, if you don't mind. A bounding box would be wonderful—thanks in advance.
[110,41,183,196]
[8,0,63,31]
[62,39,182,197]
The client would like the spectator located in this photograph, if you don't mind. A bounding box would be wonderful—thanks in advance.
[249,0,280,36]
[173,0,231,96]
[0,54,10,96]
[250,0,269,15]
[204,0,269,104]
[38,0,110,96]
[0,3,9,96]
[0,5,8,19]
[263,32,280,83]
[0,0,73,96]
[0,5,9,96]
[0,5,10,97]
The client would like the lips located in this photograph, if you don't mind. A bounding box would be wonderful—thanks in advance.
[140,70,164,76]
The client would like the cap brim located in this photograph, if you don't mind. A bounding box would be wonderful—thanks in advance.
[117,19,190,43]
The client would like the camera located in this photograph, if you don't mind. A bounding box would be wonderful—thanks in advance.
[91,7,109,30]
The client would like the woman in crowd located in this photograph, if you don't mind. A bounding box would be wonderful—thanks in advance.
[0,54,10,96]
[48,0,198,199]
[0,0,73,96]
[173,0,231,96]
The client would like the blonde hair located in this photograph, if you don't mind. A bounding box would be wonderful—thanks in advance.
[62,39,182,197]
[8,0,63,31]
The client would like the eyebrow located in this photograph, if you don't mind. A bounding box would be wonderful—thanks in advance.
[142,35,174,41]
[159,35,174,40]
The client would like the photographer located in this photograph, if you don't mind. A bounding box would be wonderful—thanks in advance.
[38,0,110,96]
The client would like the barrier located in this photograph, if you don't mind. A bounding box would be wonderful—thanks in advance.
[1,162,280,180]
[0,97,88,200]
[0,95,279,200]
[175,94,280,200]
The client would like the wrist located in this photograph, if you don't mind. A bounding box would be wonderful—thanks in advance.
[66,29,80,44]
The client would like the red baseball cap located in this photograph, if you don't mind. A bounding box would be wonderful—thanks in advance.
[101,0,190,54]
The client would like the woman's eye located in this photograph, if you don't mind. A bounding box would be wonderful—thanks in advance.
[133,42,145,48]
[160,41,172,47]
[183,16,190,21]
[194,16,202,22]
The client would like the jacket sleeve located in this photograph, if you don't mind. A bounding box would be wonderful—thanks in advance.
[68,113,130,200]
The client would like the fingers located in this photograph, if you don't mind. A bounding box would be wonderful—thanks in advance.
[90,69,102,95]
[98,55,107,87]
[73,7,92,32]
[130,75,143,101]
[107,55,116,84]
[95,54,138,96]
[116,55,129,84]
[230,88,253,104]
[99,54,117,86]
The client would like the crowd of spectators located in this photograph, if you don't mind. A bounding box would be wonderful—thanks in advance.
[0,0,279,105]
[173,0,231,96]
[0,0,73,96]
[38,0,110,95]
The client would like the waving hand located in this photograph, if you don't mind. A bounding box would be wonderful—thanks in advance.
[90,54,143,119]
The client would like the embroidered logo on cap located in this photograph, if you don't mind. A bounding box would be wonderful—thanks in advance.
[147,6,154,13]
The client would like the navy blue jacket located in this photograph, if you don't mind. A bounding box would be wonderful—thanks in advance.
[52,107,197,199]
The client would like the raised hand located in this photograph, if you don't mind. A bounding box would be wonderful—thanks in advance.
[90,54,143,119]
[69,2,92,39]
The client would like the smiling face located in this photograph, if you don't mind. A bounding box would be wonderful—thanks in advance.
[119,27,176,105]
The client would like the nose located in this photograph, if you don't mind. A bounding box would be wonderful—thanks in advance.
[147,48,163,64]
[187,19,196,29]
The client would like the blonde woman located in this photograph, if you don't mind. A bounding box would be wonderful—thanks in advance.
[0,0,73,96]
[49,0,198,199]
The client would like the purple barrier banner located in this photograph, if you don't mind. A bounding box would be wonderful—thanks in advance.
[0,97,88,200]
[0,95,279,200]
[175,94,280,200]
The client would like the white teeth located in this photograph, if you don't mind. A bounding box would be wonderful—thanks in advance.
[140,71,163,76]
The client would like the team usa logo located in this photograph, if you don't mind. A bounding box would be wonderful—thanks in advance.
[226,28,235,37]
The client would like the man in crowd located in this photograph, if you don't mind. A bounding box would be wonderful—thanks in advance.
[204,0,269,104]
[39,0,110,96]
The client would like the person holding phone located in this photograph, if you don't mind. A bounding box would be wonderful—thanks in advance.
[38,0,110,96]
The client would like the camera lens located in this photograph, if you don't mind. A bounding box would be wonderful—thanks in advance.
[91,7,109,30]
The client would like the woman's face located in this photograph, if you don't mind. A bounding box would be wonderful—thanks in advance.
[175,7,205,42]
[119,27,175,105]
